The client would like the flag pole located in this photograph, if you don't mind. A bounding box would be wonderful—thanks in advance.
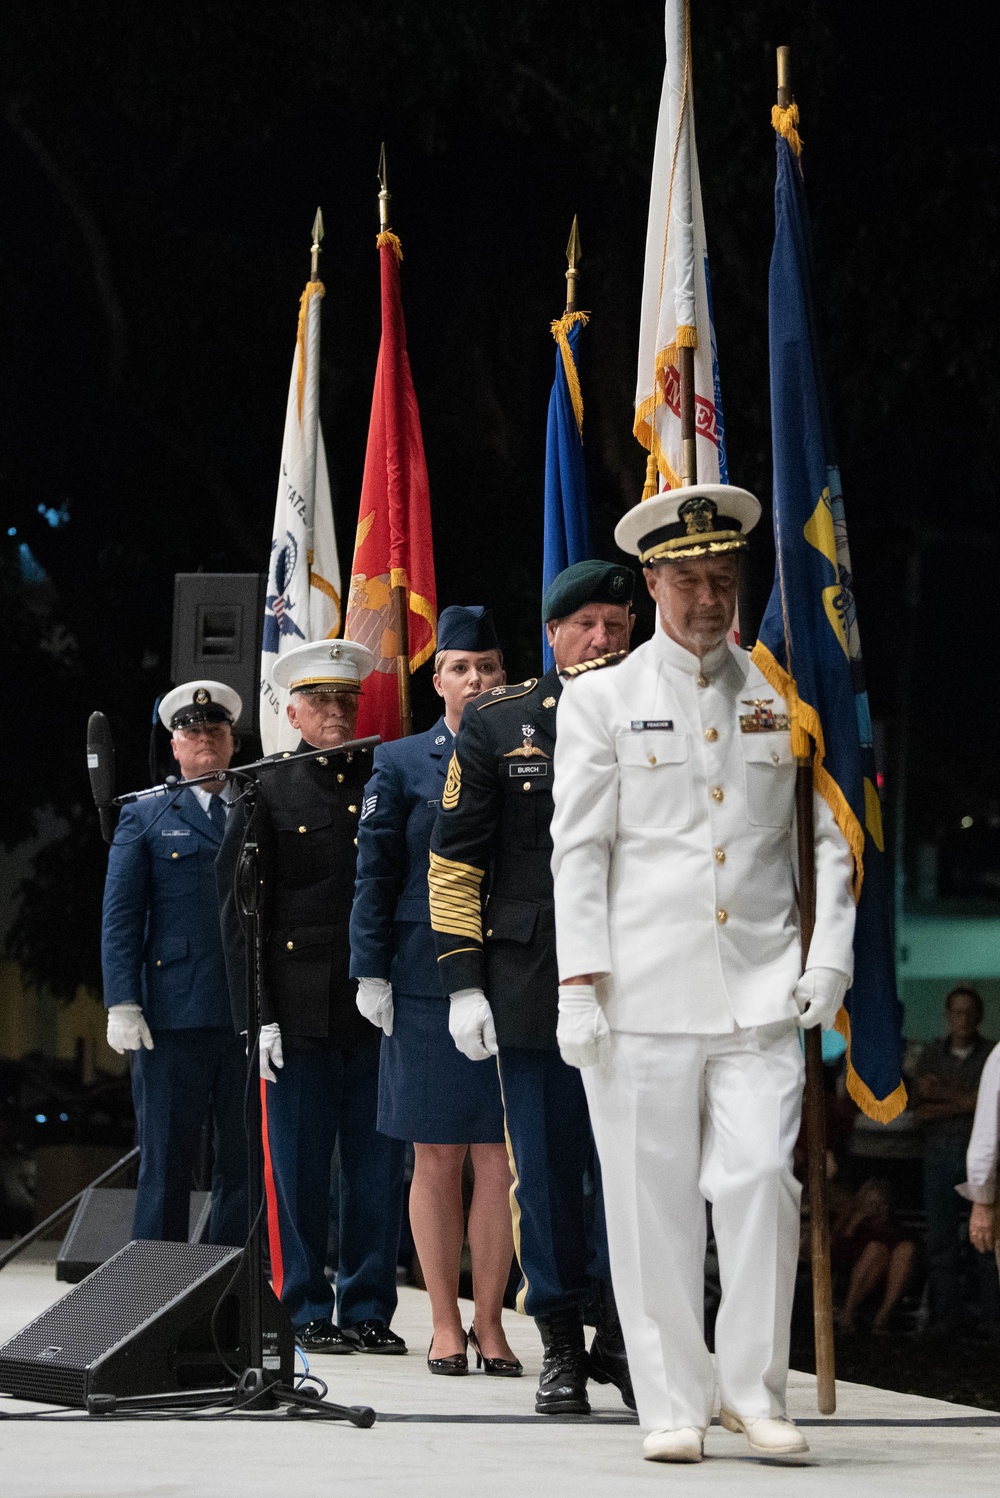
[310,206,324,283]
[378,143,413,737]
[565,214,581,314]
[778,43,837,1417]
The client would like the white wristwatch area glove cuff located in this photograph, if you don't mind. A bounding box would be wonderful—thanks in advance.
[556,984,611,1070]
[447,988,498,1061]
[793,967,850,1031]
[106,1002,154,1054]
[259,1021,284,1082]
[356,977,394,1036]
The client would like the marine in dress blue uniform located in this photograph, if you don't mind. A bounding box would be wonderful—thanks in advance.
[428,565,636,1414]
[350,609,505,1146]
[101,680,247,1247]
[218,640,406,1356]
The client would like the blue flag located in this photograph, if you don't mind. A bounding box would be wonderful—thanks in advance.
[542,313,591,669]
[752,108,906,1122]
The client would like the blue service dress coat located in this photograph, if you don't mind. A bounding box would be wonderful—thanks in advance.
[350,718,505,1144]
[101,788,246,1246]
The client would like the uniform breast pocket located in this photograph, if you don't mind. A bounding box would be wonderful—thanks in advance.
[152,839,198,895]
[740,733,795,827]
[274,810,334,883]
[615,733,691,829]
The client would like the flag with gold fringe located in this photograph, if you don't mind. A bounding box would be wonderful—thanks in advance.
[542,309,590,670]
[633,0,727,495]
[259,274,342,754]
[345,231,436,742]
[752,102,906,1122]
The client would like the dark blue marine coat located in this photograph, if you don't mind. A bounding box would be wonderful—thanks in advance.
[349,718,453,997]
[101,789,232,1029]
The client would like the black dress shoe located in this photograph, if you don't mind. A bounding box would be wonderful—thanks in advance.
[534,1312,591,1415]
[341,1319,408,1354]
[588,1282,636,1411]
[296,1318,356,1354]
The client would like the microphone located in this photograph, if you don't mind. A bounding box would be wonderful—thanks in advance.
[87,712,118,844]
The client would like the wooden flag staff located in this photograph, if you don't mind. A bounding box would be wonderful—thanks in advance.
[778,43,837,1417]
[377,142,413,738]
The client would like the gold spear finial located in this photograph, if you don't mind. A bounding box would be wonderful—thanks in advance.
[565,214,581,313]
[310,207,324,280]
[378,142,391,230]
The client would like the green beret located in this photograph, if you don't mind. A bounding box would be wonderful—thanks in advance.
[542,560,634,623]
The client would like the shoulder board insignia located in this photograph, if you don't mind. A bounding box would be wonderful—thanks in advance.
[475,678,538,709]
[559,651,628,681]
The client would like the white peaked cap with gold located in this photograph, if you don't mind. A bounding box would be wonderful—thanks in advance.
[615,483,761,564]
[271,639,376,695]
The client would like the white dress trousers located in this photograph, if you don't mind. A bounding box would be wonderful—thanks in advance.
[583,1023,804,1432]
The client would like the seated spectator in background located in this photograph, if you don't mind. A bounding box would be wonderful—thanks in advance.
[832,1179,916,1334]
[912,985,994,1334]
[958,1039,1000,1281]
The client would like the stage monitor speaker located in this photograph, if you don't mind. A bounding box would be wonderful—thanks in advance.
[55,1189,212,1283]
[171,573,267,735]
[0,1240,294,1407]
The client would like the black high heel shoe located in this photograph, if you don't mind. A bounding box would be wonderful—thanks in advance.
[467,1324,523,1377]
[427,1332,469,1376]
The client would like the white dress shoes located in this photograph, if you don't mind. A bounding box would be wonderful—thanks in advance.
[720,1409,809,1456]
[642,1427,705,1463]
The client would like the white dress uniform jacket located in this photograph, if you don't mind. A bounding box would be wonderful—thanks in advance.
[551,628,856,1029]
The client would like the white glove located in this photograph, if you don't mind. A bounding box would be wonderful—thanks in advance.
[793,967,849,1031]
[557,985,610,1069]
[448,989,498,1061]
[259,1022,284,1082]
[106,1003,154,1054]
[356,977,394,1036]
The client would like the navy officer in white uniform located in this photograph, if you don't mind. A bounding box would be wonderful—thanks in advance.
[550,485,856,1463]
[101,680,247,1247]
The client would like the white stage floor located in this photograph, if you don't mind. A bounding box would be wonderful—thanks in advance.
[1,1258,997,1496]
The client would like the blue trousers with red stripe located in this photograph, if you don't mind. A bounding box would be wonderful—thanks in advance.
[262,1034,406,1330]
[497,1045,611,1319]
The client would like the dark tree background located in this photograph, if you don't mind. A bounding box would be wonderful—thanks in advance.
[2,1,997,997]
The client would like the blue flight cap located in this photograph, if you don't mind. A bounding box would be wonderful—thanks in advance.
[542,560,634,623]
[436,605,501,654]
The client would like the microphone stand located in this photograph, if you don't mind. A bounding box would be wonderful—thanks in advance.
[93,735,380,1424]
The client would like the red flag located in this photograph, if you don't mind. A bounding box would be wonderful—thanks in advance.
[346,232,436,741]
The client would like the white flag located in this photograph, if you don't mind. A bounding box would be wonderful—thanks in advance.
[633,0,727,491]
[259,280,342,754]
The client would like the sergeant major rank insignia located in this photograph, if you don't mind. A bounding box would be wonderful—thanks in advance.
[442,751,462,810]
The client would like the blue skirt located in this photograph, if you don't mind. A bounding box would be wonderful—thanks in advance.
[377,992,506,1144]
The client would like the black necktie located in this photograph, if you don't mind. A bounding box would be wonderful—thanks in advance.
[208,794,227,834]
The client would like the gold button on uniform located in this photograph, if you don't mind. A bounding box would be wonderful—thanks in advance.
[348,805,357,813]
[648,755,657,766]
[486,929,493,938]
[711,785,724,803]
[715,848,726,864]
[522,782,531,792]
[171,851,179,859]
[286,941,294,950]
[337,773,345,783]
[155,959,162,967]
[716,909,728,925]
[298,825,307,834]
[705,728,718,743]
[697,674,709,688]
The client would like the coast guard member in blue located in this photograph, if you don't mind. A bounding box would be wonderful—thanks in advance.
[101,680,247,1247]
[352,607,519,1376]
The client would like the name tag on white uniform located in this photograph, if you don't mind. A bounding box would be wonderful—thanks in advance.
[630,720,674,731]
